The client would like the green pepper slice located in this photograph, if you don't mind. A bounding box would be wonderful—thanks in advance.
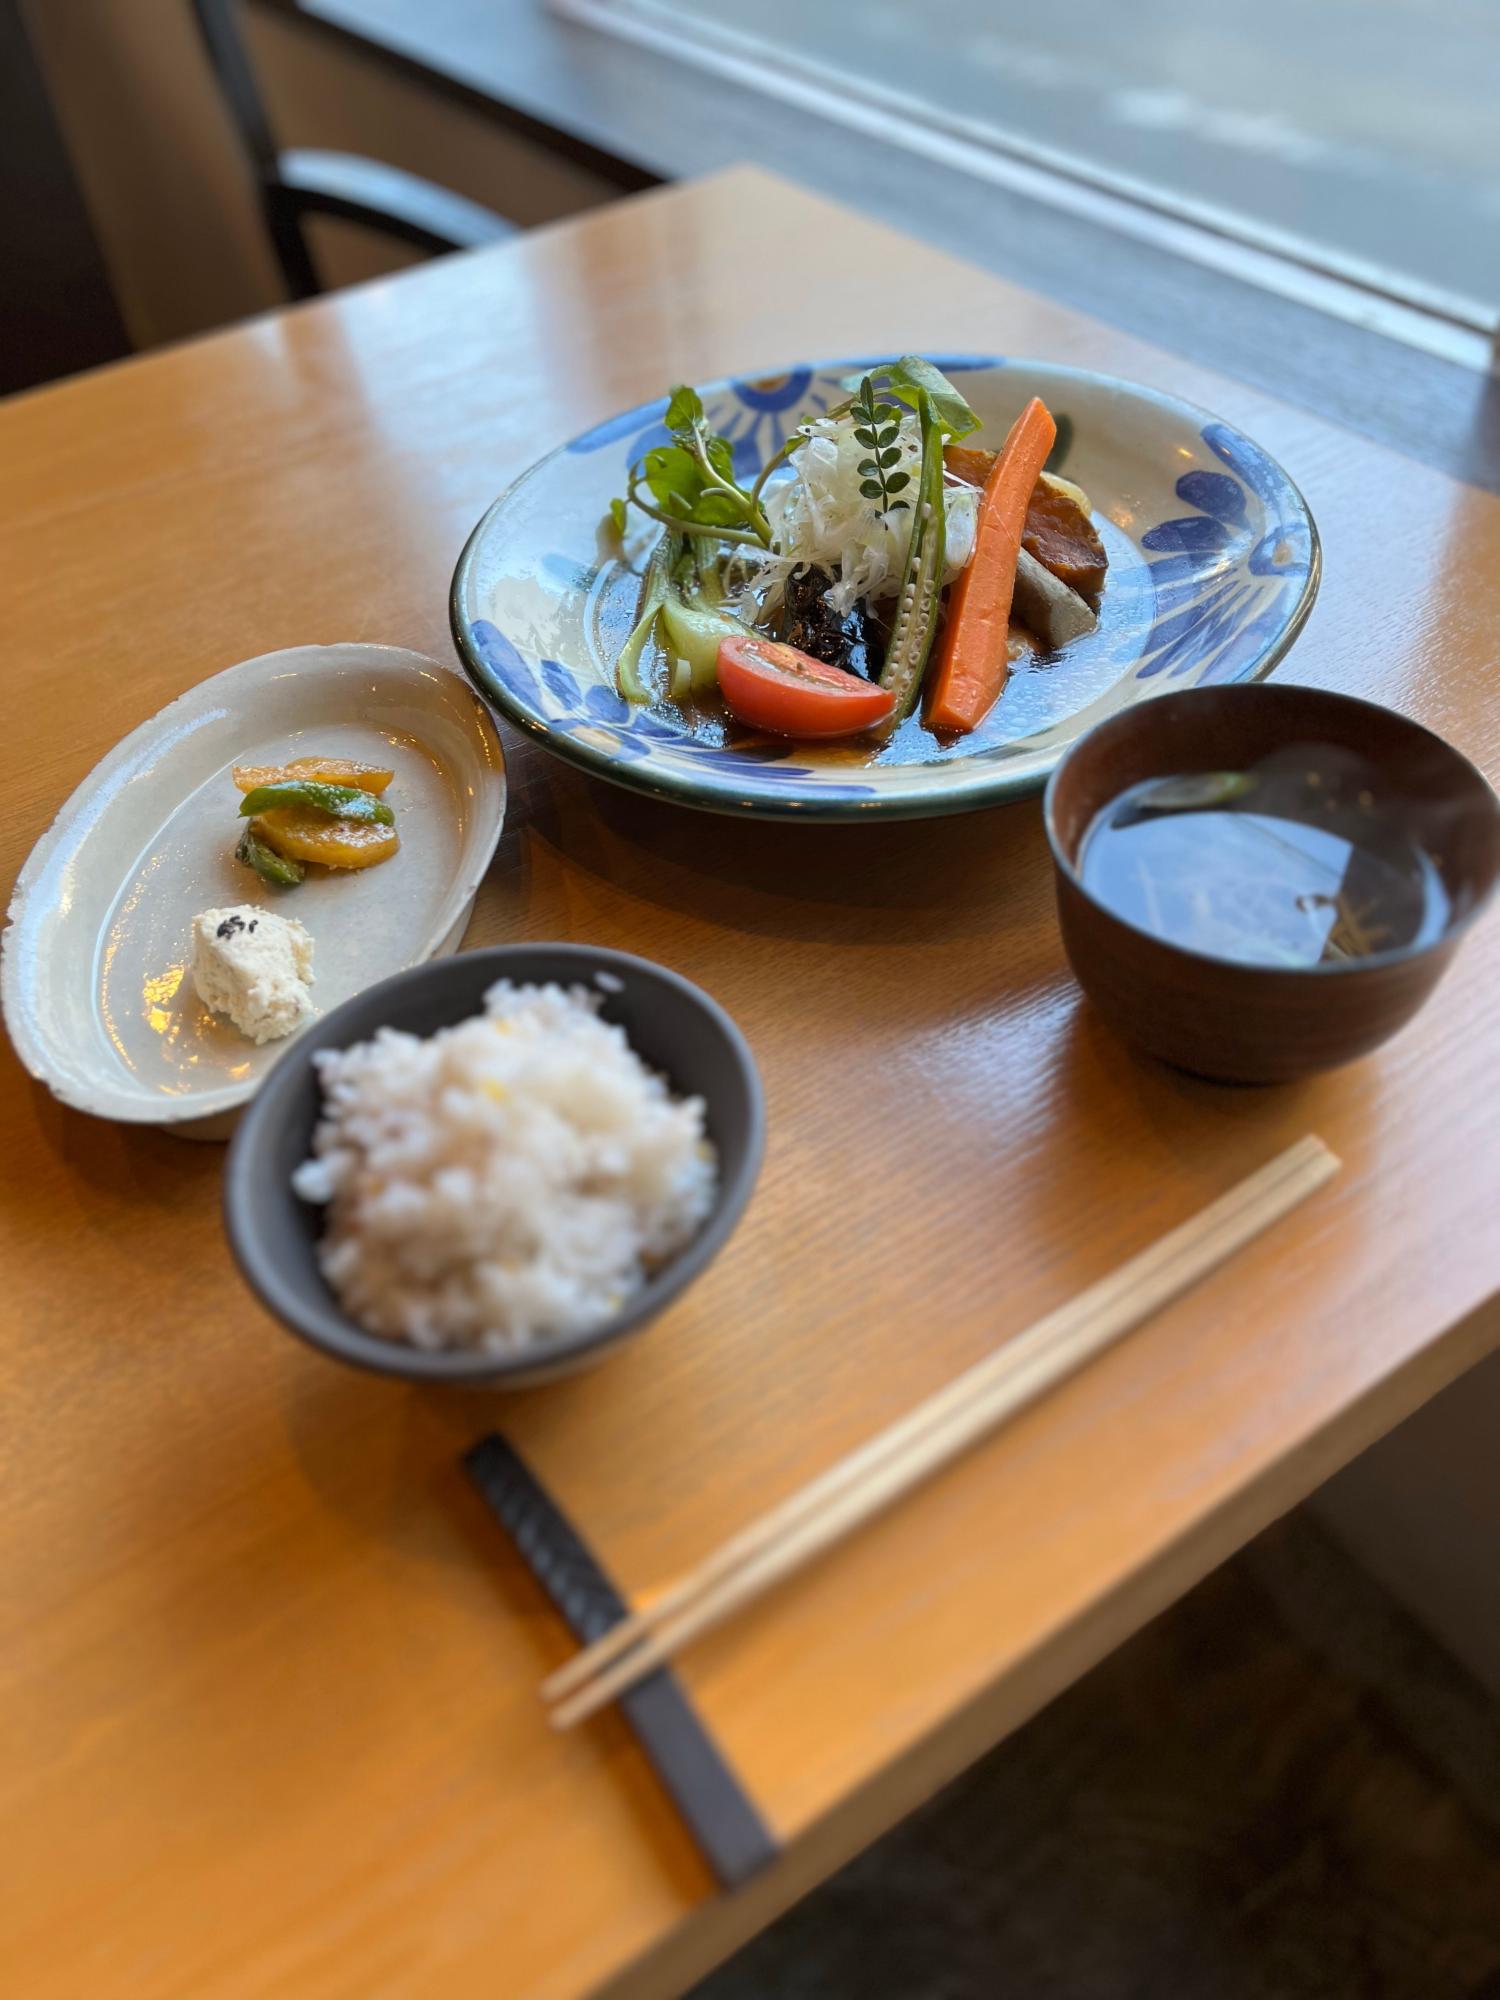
[238,780,395,825]
[235,826,305,887]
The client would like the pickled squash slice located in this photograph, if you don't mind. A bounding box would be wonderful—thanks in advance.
[230,751,400,878]
[251,808,399,871]
[231,755,394,795]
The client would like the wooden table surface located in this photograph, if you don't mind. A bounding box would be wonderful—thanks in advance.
[4,168,1499,2000]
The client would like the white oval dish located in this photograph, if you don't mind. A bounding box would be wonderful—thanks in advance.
[2,643,506,1136]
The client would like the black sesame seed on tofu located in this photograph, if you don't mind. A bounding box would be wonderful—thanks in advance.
[216,914,247,940]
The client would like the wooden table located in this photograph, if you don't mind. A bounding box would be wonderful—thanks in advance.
[4,168,1499,2000]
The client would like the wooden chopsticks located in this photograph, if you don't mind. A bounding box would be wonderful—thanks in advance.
[543,1134,1339,1729]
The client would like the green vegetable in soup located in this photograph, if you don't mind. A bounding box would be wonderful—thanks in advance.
[1136,772,1258,812]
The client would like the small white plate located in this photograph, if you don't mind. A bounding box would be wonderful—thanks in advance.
[3,643,506,1135]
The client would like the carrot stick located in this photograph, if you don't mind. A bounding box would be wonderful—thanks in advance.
[926,397,1057,734]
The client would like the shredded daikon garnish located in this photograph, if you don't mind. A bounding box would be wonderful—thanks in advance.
[738,409,977,619]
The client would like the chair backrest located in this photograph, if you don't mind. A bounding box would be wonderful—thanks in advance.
[193,0,280,183]
[190,0,512,301]
[192,0,320,296]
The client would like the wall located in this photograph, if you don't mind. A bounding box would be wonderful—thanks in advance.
[22,0,618,352]
[1,0,130,390]
[22,0,281,347]
[1311,1343,1500,1699]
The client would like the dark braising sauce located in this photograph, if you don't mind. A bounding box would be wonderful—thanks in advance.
[1079,757,1450,968]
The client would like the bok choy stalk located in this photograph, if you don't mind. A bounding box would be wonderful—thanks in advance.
[615,531,680,702]
[876,388,947,724]
[661,589,755,693]
[615,533,756,701]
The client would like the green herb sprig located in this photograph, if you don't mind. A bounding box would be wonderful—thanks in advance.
[851,375,911,514]
[607,357,982,546]
[850,356,981,442]
[612,385,773,548]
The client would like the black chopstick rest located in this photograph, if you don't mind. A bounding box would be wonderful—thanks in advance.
[462,1434,778,1891]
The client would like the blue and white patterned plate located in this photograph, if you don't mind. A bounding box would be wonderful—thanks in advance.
[450,358,1319,821]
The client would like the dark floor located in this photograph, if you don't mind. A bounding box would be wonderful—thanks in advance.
[695,1518,1500,2000]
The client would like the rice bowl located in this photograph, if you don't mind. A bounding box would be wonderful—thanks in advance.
[292,980,718,1353]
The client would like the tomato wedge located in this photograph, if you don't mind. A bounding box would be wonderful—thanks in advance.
[716,636,895,740]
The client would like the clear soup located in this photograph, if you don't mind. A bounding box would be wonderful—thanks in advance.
[1078,756,1450,969]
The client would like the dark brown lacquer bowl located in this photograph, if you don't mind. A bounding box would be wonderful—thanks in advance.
[1044,684,1500,1083]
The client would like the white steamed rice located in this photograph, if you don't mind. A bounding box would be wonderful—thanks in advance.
[291,980,717,1353]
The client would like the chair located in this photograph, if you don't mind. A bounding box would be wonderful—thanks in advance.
[191,0,514,300]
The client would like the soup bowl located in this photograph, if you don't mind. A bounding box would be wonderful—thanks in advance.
[1044,684,1500,1083]
[224,944,765,1386]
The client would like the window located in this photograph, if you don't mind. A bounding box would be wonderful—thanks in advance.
[562,0,1499,354]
